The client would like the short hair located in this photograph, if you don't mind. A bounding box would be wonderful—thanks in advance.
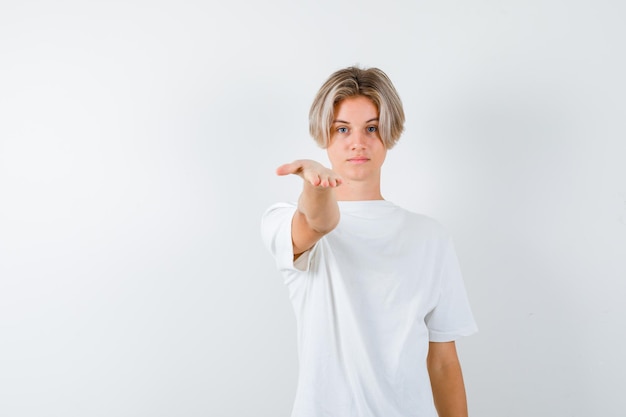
[309,66,405,149]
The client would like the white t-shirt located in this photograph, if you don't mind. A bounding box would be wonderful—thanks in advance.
[261,200,477,417]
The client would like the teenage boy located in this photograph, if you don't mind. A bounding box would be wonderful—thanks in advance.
[262,66,477,417]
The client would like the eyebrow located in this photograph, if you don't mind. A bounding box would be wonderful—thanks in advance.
[332,118,379,124]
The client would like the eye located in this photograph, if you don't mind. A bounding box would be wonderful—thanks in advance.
[337,127,348,134]
[367,126,378,133]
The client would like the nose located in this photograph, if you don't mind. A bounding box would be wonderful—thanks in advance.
[350,131,366,150]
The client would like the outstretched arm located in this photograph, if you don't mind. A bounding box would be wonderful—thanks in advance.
[427,341,469,417]
[276,159,342,258]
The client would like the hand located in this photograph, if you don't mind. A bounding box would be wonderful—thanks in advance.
[276,159,343,188]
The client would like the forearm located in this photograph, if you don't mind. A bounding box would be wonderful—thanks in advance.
[427,342,469,417]
[428,360,468,417]
[298,180,339,233]
[276,159,342,255]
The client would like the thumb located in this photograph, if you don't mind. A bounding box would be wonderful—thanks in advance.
[276,162,299,176]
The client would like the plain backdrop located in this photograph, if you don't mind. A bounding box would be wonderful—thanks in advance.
[1,1,625,416]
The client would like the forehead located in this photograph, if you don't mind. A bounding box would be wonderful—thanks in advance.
[333,96,379,121]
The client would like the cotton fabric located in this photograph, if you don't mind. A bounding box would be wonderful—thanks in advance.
[261,200,477,417]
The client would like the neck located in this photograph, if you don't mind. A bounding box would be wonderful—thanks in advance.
[335,179,384,201]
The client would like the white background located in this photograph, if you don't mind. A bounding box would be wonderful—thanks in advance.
[1,1,625,416]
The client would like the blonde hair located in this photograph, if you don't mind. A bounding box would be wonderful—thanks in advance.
[309,66,405,149]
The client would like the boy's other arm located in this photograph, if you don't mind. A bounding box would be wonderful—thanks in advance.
[427,341,469,417]
[276,160,342,258]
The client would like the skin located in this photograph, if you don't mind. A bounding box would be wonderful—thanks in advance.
[428,341,469,417]
[277,95,469,417]
[325,95,386,201]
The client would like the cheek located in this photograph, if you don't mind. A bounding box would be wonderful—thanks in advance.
[327,139,345,155]
[376,147,388,163]
[326,145,339,164]
[372,140,386,155]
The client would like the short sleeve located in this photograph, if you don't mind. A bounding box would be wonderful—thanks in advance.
[425,238,478,342]
[261,202,314,273]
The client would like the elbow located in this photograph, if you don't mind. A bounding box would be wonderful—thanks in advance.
[312,225,337,235]
[310,213,340,235]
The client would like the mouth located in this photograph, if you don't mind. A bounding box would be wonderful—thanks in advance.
[347,157,370,164]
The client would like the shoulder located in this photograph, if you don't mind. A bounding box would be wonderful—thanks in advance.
[262,201,297,224]
[263,201,297,215]
[261,202,297,237]
[260,202,300,264]
[396,206,452,241]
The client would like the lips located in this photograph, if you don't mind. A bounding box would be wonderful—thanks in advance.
[347,156,369,164]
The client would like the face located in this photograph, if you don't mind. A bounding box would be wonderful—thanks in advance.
[327,95,387,183]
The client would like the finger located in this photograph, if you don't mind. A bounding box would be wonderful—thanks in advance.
[311,174,322,186]
[325,174,341,187]
[276,162,299,176]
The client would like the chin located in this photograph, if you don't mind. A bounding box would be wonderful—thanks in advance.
[345,172,375,183]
